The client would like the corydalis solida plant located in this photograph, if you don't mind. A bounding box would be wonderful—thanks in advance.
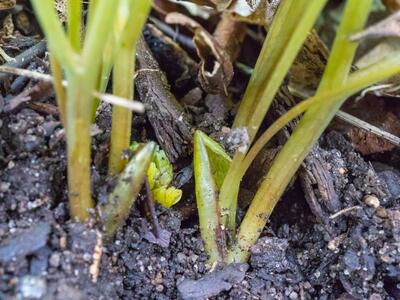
[31,0,151,222]
[194,0,400,263]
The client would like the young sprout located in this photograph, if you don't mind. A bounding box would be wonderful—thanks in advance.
[31,0,152,222]
[102,142,155,239]
[193,0,400,263]
[108,0,152,175]
[131,143,183,208]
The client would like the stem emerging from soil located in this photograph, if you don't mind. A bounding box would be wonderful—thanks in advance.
[219,0,327,233]
[228,0,373,263]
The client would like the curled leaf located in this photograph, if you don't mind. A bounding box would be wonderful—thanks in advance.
[166,12,233,95]
[101,142,155,239]
[152,186,183,208]
[194,130,232,262]
[131,142,183,208]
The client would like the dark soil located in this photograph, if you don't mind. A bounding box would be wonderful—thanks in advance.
[1,102,400,300]
[1,3,400,300]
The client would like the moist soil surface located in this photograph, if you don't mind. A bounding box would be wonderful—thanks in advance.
[1,106,400,300]
[1,5,400,300]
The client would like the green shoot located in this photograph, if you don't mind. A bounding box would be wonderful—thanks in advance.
[31,0,151,222]
[108,0,152,175]
[194,131,232,262]
[102,142,155,239]
[219,0,327,235]
[131,143,183,208]
[193,0,400,264]
[228,0,373,262]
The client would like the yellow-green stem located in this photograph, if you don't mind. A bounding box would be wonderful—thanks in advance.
[109,47,135,174]
[49,54,67,128]
[228,0,373,263]
[232,0,327,141]
[108,0,152,174]
[31,0,77,74]
[67,79,93,221]
[67,0,82,52]
[219,0,327,232]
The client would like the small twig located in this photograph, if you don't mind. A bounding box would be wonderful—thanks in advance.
[0,66,145,112]
[149,16,196,52]
[0,40,47,82]
[336,110,400,146]
[144,178,161,238]
[89,230,103,283]
[329,205,362,219]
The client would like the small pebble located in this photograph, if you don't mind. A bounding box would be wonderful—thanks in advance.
[49,253,61,268]
[289,291,298,300]
[0,182,10,192]
[83,253,92,262]
[364,195,380,209]
[376,207,388,218]
[156,284,164,292]
[19,276,47,299]
[177,253,186,263]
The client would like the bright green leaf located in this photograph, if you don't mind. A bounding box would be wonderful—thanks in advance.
[193,130,232,262]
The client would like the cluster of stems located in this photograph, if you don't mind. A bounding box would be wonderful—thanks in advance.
[31,0,151,221]
[196,0,400,263]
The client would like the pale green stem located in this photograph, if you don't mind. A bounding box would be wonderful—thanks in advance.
[67,0,82,52]
[109,47,135,174]
[66,78,94,221]
[219,0,327,232]
[31,0,77,74]
[108,0,152,174]
[49,54,67,128]
[233,0,327,140]
[228,0,373,263]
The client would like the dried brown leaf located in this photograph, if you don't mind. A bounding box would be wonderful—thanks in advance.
[0,0,15,11]
[228,0,280,25]
[382,0,400,13]
[166,12,233,95]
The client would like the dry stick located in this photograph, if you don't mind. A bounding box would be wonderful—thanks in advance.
[144,178,162,238]
[336,110,400,146]
[0,66,145,112]
[0,40,47,82]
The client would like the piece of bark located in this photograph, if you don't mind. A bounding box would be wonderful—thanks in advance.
[136,37,194,162]
[300,145,342,236]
